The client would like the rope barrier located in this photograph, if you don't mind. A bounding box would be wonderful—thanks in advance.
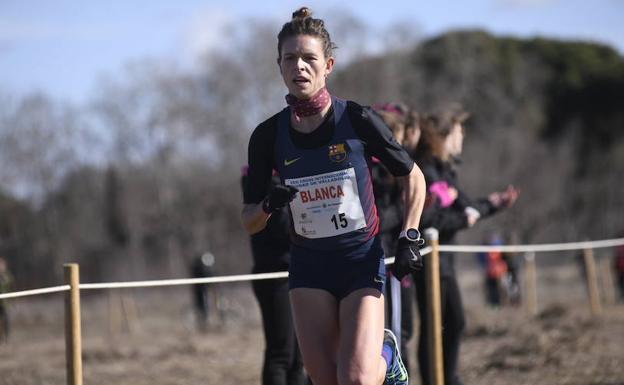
[437,237,624,253]
[0,285,70,299]
[1,237,623,299]
[79,271,289,290]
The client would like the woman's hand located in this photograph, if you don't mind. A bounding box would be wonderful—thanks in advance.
[488,185,519,209]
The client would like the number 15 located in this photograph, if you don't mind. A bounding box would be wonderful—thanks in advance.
[331,213,348,229]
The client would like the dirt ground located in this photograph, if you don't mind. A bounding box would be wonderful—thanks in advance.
[0,265,623,385]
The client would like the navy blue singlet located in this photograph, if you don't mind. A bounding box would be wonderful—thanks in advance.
[274,97,380,251]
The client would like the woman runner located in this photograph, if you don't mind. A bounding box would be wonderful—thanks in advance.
[242,7,426,385]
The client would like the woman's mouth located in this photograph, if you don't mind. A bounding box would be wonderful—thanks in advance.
[293,76,310,87]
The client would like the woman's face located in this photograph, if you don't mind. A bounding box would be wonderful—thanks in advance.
[444,122,464,157]
[403,124,421,153]
[278,35,334,99]
[391,126,405,146]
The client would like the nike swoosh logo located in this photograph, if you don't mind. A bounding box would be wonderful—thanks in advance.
[284,157,301,166]
[374,277,384,283]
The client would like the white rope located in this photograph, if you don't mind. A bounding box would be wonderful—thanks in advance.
[62,237,624,290]
[79,271,289,290]
[436,237,624,253]
[0,285,70,299]
[1,237,623,298]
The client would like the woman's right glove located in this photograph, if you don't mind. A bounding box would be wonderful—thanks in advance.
[262,184,299,213]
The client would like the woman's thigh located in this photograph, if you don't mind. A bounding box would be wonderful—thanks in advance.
[290,288,340,385]
[338,288,385,385]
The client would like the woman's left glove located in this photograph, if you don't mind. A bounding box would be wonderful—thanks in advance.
[392,232,424,280]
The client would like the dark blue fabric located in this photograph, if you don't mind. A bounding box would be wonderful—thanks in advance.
[274,97,379,251]
[288,235,386,300]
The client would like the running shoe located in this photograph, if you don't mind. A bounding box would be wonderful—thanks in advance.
[383,328,408,385]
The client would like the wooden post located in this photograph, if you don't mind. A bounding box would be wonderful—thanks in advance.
[424,228,444,385]
[599,256,616,306]
[524,252,538,317]
[583,248,602,315]
[64,264,83,385]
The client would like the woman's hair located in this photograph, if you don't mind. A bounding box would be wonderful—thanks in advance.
[277,7,337,60]
[416,103,469,160]
[373,102,422,151]
[405,109,420,132]
[375,109,406,143]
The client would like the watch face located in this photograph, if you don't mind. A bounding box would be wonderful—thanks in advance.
[406,228,420,241]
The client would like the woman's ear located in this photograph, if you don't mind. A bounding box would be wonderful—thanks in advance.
[325,57,335,77]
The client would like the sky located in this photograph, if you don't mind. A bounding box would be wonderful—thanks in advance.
[1,0,623,104]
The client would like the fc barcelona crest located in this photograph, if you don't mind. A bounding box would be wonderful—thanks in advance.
[328,143,347,163]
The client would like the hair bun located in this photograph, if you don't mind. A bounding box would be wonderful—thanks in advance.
[292,7,312,19]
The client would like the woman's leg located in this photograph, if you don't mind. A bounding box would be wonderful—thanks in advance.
[253,278,300,385]
[290,288,340,385]
[415,272,466,385]
[441,275,465,385]
[337,288,386,385]
[400,280,414,375]
[413,269,431,385]
[288,336,308,385]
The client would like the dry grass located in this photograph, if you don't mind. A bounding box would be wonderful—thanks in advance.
[1,267,622,385]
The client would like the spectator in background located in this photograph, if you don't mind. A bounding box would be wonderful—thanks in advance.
[371,102,421,375]
[614,242,624,302]
[190,251,215,331]
[0,257,13,343]
[241,166,307,385]
[501,232,522,306]
[412,103,519,385]
[476,232,507,306]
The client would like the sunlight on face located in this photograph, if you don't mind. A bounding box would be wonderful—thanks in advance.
[278,35,334,99]
[444,122,464,157]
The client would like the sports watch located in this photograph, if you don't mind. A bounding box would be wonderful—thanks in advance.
[399,228,421,242]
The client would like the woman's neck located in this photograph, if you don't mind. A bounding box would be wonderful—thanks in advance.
[286,87,331,133]
[290,99,332,134]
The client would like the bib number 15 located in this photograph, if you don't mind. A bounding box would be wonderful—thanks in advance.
[331,213,348,230]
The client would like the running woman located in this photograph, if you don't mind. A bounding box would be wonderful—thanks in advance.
[242,7,426,385]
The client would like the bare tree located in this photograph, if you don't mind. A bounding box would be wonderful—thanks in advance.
[0,93,87,203]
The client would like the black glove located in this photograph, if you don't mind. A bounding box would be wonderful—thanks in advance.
[262,184,299,213]
[392,238,424,280]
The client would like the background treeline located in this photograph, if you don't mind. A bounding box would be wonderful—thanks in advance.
[1,18,623,289]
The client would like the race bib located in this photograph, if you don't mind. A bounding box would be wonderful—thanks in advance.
[285,168,366,239]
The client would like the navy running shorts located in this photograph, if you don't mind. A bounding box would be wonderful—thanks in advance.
[288,235,386,301]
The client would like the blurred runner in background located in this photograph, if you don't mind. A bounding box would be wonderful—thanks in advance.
[190,251,215,331]
[476,232,507,306]
[242,166,307,385]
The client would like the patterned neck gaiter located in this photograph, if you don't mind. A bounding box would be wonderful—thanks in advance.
[285,87,331,122]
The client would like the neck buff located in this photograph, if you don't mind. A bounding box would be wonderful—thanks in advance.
[285,87,331,122]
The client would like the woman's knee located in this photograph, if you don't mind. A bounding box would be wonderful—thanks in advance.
[337,366,379,385]
[306,359,338,385]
